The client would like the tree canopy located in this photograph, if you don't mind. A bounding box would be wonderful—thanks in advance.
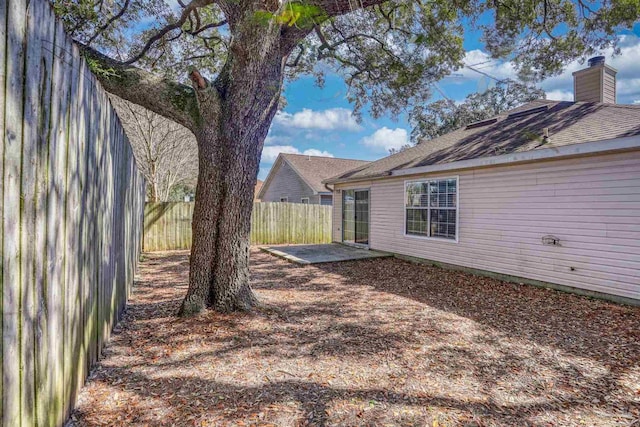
[54,0,639,125]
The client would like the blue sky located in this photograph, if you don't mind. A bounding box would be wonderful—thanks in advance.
[259,23,640,180]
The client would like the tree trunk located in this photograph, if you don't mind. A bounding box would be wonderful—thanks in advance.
[179,26,286,315]
[181,131,258,315]
[149,184,159,202]
[179,120,269,315]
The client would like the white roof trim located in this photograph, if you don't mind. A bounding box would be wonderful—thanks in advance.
[391,135,640,177]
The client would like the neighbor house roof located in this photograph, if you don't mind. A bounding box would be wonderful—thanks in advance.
[259,154,370,197]
[326,100,640,184]
[254,179,263,201]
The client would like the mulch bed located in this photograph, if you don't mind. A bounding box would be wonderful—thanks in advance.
[69,249,640,426]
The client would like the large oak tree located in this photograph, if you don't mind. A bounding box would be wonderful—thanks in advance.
[54,0,639,315]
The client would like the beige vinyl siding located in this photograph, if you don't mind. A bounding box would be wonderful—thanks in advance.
[333,150,640,301]
[261,161,316,203]
[574,68,603,103]
[333,188,342,241]
[320,194,333,206]
[603,69,616,104]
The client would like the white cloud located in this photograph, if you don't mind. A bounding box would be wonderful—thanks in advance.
[545,90,574,101]
[360,127,409,153]
[261,145,300,162]
[450,35,640,104]
[273,108,361,131]
[617,78,640,102]
[302,149,334,157]
[261,145,334,163]
[263,135,281,145]
[634,100,640,105]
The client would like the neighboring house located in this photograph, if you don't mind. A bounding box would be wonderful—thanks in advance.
[254,179,263,202]
[325,57,640,304]
[259,153,369,205]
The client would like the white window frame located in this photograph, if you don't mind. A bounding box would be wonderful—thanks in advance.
[300,197,309,204]
[280,197,288,202]
[403,176,459,244]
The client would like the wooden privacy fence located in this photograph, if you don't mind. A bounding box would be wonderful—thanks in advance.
[1,0,146,425]
[144,202,333,251]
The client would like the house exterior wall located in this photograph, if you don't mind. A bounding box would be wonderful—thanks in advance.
[603,68,617,104]
[261,161,317,203]
[320,194,333,206]
[333,150,640,301]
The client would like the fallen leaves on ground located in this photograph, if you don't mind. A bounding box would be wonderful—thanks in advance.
[69,249,640,426]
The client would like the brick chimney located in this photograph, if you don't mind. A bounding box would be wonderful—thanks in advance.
[572,56,617,104]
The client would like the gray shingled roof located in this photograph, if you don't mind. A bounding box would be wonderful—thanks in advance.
[281,154,370,193]
[326,100,640,183]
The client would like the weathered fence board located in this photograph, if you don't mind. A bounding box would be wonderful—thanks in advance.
[144,202,333,251]
[34,4,56,424]
[1,0,146,424]
[3,0,27,423]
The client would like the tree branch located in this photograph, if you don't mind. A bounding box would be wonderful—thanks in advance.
[186,19,228,36]
[285,44,305,67]
[81,44,201,130]
[124,0,217,65]
[189,69,208,89]
[87,0,131,45]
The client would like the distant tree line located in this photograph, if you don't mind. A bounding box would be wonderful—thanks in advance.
[391,80,546,155]
[110,96,198,201]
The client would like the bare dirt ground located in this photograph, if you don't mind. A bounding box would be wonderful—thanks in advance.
[69,249,640,427]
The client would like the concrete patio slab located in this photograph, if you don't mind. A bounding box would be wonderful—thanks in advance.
[260,243,392,265]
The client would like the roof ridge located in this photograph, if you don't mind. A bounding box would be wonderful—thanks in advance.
[281,153,371,162]
[548,100,640,109]
[326,98,640,184]
[595,103,640,109]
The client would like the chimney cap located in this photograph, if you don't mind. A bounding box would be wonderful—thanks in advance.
[588,56,605,67]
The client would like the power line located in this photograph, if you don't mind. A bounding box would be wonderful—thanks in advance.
[431,82,454,103]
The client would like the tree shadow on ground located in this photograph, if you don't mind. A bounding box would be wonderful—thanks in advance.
[71,364,629,426]
[312,257,640,366]
[69,249,640,426]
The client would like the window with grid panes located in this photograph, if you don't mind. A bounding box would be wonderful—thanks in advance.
[405,178,457,240]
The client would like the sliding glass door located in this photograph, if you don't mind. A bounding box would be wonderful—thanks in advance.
[342,189,369,245]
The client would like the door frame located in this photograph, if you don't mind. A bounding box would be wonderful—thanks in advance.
[342,187,370,248]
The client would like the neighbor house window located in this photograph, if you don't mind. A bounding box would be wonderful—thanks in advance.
[301,198,309,204]
[405,177,457,240]
[280,197,288,202]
